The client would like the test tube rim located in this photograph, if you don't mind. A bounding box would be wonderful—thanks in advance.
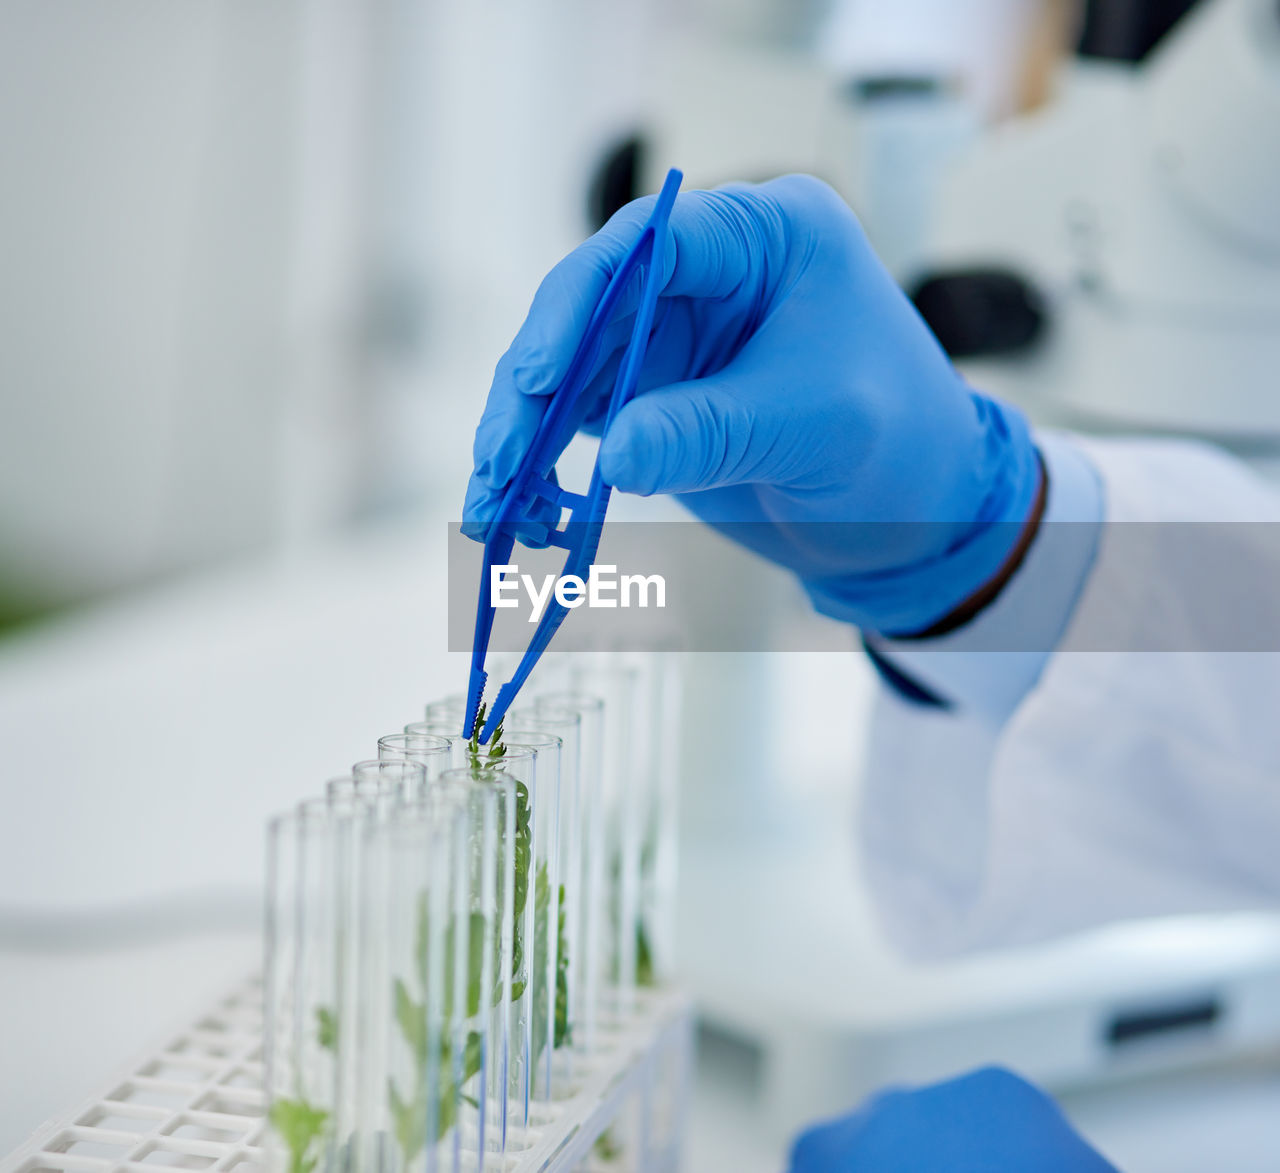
[350,757,431,784]
[506,705,582,731]
[437,764,525,791]
[375,732,453,757]
[502,729,564,751]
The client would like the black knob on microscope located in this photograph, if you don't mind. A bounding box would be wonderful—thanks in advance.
[1076,0,1203,63]
[909,269,1048,360]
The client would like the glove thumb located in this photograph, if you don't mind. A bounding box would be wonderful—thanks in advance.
[598,375,777,497]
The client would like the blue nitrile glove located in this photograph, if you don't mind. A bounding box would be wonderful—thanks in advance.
[464,175,1041,635]
[789,1067,1120,1173]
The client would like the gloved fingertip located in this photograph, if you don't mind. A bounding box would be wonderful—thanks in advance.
[601,393,693,496]
[598,422,656,496]
[786,1126,836,1173]
[462,476,501,540]
[511,354,557,396]
[471,424,505,489]
[474,410,532,489]
[471,454,499,490]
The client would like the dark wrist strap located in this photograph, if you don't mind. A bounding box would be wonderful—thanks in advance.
[893,450,1049,641]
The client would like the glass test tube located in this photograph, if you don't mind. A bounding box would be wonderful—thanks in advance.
[533,693,604,1057]
[375,742,496,1165]
[264,810,301,1168]
[265,799,346,1173]
[375,732,453,790]
[639,652,682,987]
[326,760,425,1173]
[438,746,531,1165]
[647,1019,693,1165]
[404,721,472,769]
[424,695,467,728]
[379,783,471,1173]
[433,763,500,1167]
[324,786,379,1169]
[590,651,683,991]
[341,757,435,805]
[470,653,575,724]
[499,729,563,1113]
[567,662,643,1011]
[421,708,570,1121]
[498,650,574,699]
[508,702,587,1096]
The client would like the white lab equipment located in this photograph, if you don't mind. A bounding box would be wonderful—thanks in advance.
[649,34,971,282]
[819,0,1045,120]
[649,0,1053,278]
[917,0,1280,440]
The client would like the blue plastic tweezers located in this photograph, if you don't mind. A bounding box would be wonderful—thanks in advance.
[463,168,682,743]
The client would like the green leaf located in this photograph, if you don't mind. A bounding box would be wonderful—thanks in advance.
[315,1006,338,1052]
[466,911,487,1017]
[594,1127,624,1162]
[462,1029,483,1082]
[430,1050,460,1143]
[528,861,572,1057]
[388,1078,426,1161]
[510,779,533,1012]
[555,883,571,1047]
[269,1097,328,1173]
[414,891,430,990]
[535,861,551,915]
[435,1082,457,1141]
[636,922,656,989]
[394,978,428,1064]
[467,701,509,777]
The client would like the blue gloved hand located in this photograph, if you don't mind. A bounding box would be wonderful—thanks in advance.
[464,175,1042,635]
[789,1067,1119,1173]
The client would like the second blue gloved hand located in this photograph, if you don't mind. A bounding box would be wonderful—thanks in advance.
[789,1067,1120,1173]
[465,175,1041,635]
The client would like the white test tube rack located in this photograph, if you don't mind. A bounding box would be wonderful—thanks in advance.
[0,976,694,1173]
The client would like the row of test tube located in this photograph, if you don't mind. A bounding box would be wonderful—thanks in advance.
[263,653,682,1173]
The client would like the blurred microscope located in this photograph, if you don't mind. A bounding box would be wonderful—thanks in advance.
[914,0,1280,458]
[645,0,1280,461]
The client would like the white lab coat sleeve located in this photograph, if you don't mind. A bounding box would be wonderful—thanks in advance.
[860,434,1280,959]
[867,430,1105,723]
